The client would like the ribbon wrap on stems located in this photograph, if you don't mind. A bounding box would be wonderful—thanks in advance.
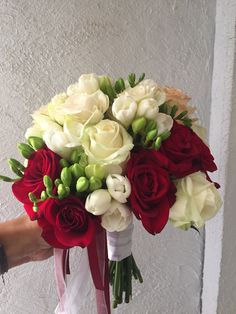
[54,229,110,314]
[107,223,134,262]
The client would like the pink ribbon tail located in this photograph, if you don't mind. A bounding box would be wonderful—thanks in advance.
[88,230,111,314]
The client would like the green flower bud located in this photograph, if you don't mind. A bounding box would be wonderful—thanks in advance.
[154,136,162,150]
[145,129,157,142]
[28,192,37,203]
[60,167,72,187]
[70,149,81,163]
[76,177,89,193]
[33,203,39,212]
[40,191,48,201]
[57,184,70,198]
[54,178,62,187]
[79,153,88,167]
[17,143,35,159]
[60,159,70,168]
[99,76,116,102]
[89,176,102,191]
[8,158,25,172]
[132,117,147,134]
[160,130,171,141]
[0,175,16,182]
[8,162,23,177]
[43,175,53,191]
[128,73,136,87]
[70,163,85,179]
[28,136,45,150]
[85,164,105,180]
[145,120,157,133]
[114,78,125,93]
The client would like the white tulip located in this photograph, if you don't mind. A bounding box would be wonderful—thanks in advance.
[156,113,173,135]
[85,189,112,216]
[169,171,222,230]
[43,130,73,160]
[106,174,131,203]
[101,200,133,232]
[136,98,159,120]
[112,95,137,128]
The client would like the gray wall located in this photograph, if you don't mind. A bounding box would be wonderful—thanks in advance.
[0,1,216,313]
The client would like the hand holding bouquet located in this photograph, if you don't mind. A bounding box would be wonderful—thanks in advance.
[0,73,222,313]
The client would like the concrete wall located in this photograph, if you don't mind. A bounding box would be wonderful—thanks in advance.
[0,1,216,313]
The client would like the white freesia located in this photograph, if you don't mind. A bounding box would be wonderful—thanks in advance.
[101,200,133,232]
[123,79,166,104]
[169,171,222,230]
[82,119,134,166]
[136,98,159,120]
[106,174,131,203]
[112,95,137,128]
[47,93,68,125]
[85,189,112,215]
[156,113,173,135]
[67,73,99,96]
[62,90,109,125]
[43,130,73,160]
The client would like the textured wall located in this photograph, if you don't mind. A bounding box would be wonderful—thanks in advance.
[0,1,216,313]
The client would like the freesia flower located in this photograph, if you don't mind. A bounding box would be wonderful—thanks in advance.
[101,200,133,232]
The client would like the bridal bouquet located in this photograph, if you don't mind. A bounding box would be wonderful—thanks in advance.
[0,73,222,313]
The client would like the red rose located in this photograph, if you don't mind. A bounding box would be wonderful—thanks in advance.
[37,197,98,249]
[12,148,61,218]
[160,121,217,178]
[127,149,176,234]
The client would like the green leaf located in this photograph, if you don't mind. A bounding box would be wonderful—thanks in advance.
[8,158,25,172]
[138,73,145,83]
[170,105,178,118]
[17,143,34,159]
[114,78,125,93]
[175,110,188,120]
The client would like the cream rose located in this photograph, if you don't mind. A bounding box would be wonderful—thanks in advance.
[112,95,137,128]
[67,73,100,95]
[169,172,222,230]
[101,200,133,232]
[62,90,109,125]
[81,119,134,165]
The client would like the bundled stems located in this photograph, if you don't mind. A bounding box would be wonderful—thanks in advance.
[109,254,143,308]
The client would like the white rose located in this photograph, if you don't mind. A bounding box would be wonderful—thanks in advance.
[112,95,137,128]
[25,123,43,139]
[63,117,84,147]
[82,119,133,166]
[67,73,99,96]
[47,93,68,125]
[123,79,166,103]
[85,189,112,215]
[169,172,222,230]
[101,200,133,232]
[32,106,62,133]
[106,174,131,203]
[43,130,73,160]
[62,90,109,125]
[136,98,159,120]
[156,113,173,135]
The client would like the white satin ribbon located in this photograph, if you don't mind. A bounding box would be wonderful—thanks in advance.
[106,223,134,261]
